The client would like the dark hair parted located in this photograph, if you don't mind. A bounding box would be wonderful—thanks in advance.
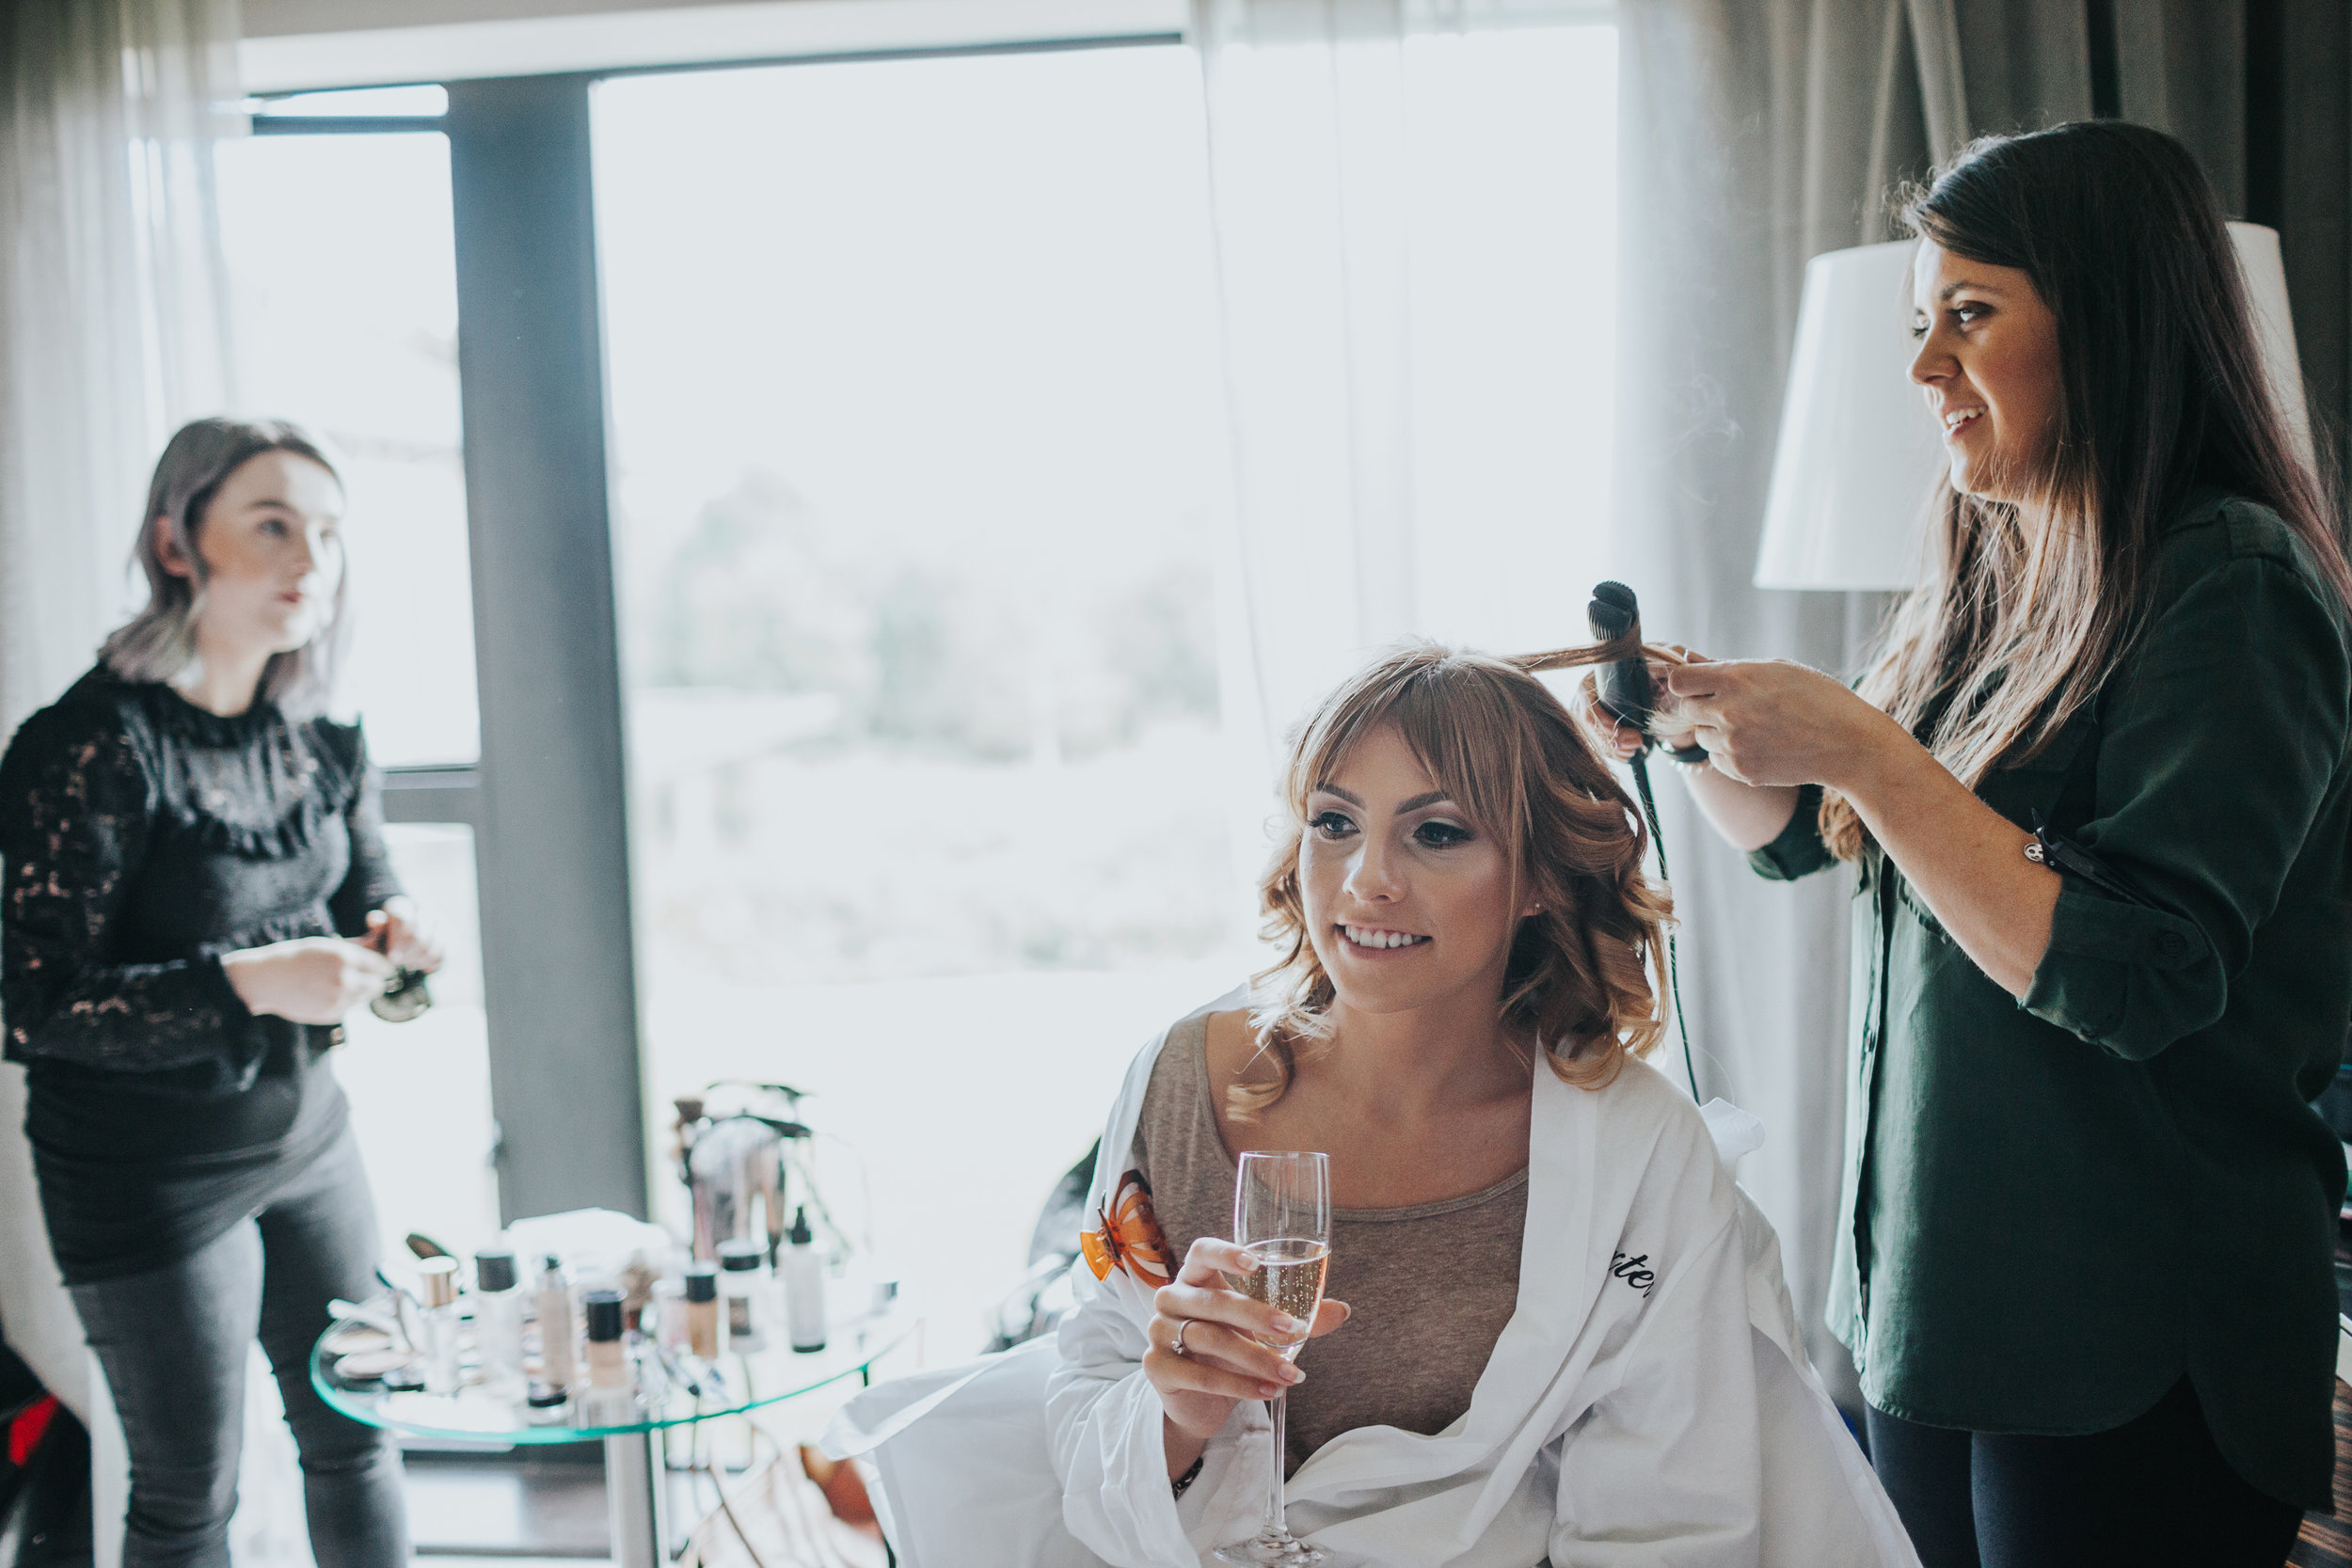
[102,417,348,718]
[1241,639,1675,1117]
[1820,121,2352,860]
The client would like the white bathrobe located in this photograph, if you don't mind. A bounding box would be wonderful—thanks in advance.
[825,992,1919,1568]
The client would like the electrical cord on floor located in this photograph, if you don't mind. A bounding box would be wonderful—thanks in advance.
[739,1409,861,1568]
[675,1356,871,1568]
[682,1387,775,1568]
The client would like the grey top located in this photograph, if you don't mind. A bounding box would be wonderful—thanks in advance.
[1133,1013,1529,1475]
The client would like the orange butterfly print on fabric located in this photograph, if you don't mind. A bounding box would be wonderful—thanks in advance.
[1080,1169,1175,1286]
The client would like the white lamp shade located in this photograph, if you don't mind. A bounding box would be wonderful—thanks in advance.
[1752,222,2310,592]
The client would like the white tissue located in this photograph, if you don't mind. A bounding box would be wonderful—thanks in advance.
[1698,1098,1766,1168]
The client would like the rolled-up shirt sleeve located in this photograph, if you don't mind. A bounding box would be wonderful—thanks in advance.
[1745,783,1832,881]
[2023,548,2350,1060]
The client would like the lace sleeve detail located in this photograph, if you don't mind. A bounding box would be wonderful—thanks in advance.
[0,703,262,1073]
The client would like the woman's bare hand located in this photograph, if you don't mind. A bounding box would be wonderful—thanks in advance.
[1146,1237,1349,1461]
[1662,657,1900,788]
[364,895,445,974]
[1568,643,1709,762]
[220,937,394,1024]
[1568,672,1648,762]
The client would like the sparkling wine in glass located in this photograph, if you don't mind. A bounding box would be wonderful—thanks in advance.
[1215,1150,1332,1567]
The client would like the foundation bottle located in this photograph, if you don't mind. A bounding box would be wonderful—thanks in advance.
[717,1239,768,1354]
[683,1262,721,1359]
[534,1254,579,1392]
[580,1288,634,1426]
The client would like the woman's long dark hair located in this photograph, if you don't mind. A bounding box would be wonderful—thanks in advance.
[1820,121,2352,860]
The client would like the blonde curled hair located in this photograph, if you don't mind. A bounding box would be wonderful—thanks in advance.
[1238,639,1676,1117]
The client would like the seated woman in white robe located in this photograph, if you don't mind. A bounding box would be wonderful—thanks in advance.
[827,641,1916,1568]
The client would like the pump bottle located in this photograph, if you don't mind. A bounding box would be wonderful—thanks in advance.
[781,1207,827,1353]
[534,1254,579,1392]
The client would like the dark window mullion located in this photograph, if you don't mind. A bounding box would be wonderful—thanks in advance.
[446,72,649,1225]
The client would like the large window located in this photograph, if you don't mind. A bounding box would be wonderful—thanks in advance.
[595,44,1250,1351]
[216,107,479,768]
[593,26,1617,1354]
[209,15,1618,1358]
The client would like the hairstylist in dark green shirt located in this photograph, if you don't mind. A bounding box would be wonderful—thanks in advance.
[1592,124,2352,1567]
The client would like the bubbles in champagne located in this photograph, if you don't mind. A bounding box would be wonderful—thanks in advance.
[1225,1238,1329,1360]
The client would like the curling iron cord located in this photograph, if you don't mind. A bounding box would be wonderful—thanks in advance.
[1627,750,1701,1102]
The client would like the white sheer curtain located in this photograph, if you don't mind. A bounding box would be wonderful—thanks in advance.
[0,0,242,1433]
[1193,0,1419,767]
[1189,0,1874,1402]
[0,14,316,1561]
[1190,0,1619,776]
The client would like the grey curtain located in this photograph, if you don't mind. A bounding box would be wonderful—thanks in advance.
[1613,0,2352,1405]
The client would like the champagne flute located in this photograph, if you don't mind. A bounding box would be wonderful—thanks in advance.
[1215,1150,1332,1567]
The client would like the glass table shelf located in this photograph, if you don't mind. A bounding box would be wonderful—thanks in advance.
[310,1302,916,1564]
[310,1303,915,1443]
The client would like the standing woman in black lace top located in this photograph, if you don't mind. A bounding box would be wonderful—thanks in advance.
[0,418,443,1568]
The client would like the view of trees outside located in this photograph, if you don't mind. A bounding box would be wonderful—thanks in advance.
[596,45,1262,1354]
[634,470,1236,986]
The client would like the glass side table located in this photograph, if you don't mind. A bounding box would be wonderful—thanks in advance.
[311,1305,915,1568]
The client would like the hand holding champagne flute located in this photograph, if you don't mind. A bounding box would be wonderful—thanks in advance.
[1217,1151,1332,1566]
[1143,1152,1345,1560]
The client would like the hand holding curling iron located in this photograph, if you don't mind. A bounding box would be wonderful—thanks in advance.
[1660,658,1904,791]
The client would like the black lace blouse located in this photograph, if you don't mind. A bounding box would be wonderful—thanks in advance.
[0,665,402,1282]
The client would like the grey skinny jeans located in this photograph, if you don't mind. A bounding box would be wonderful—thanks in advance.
[67,1125,407,1568]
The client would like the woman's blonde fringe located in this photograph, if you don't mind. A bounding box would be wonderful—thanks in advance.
[1231,636,1679,1119]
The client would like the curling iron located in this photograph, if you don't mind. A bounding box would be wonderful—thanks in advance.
[1586,581,1708,766]
[1585,580,1703,1100]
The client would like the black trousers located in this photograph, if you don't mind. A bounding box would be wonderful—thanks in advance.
[1866,1377,2305,1568]
[66,1127,406,1568]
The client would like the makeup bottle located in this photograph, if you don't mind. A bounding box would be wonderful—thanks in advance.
[524,1380,570,1426]
[580,1289,634,1425]
[473,1244,526,1400]
[534,1254,579,1392]
[417,1257,464,1396]
[652,1276,688,1358]
[682,1262,721,1360]
[717,1239,767,1354]
[781,1208,827,1353]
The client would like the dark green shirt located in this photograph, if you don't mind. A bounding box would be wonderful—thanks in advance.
[1751,492,2352,1508]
